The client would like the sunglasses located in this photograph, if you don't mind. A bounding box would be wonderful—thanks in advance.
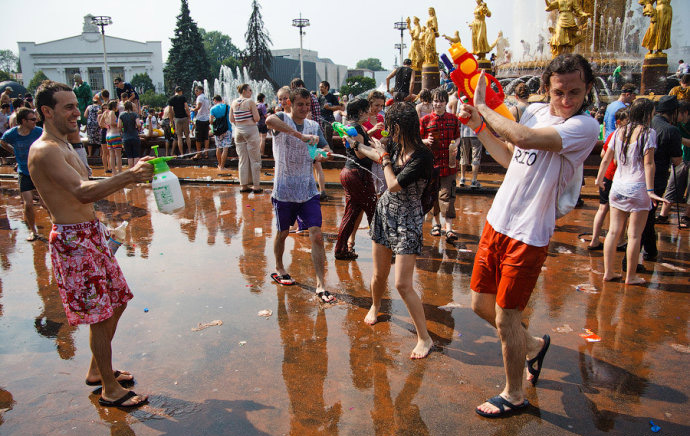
[26,118,37,122]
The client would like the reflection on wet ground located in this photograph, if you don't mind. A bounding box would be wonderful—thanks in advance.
[0,180,688,435]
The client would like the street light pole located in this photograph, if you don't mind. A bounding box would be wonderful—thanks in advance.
[91,16,112,95]
[394,18,407,66]
[292,14,310,80]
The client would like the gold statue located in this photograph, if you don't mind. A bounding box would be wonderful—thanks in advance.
[423,7,440,66]
[443,31,461,45]
[545,0,590,57]
[640,0,672,56]
[469,0,492,60]
[406,16,424,70]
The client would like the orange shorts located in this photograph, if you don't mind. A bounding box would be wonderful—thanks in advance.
[470,222,548,310]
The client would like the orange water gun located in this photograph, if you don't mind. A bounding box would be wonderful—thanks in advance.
[441,42,514,124]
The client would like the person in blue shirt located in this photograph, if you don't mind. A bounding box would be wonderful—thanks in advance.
[209,95,232,170]
[0,107,43,241]
[603,83,636,138]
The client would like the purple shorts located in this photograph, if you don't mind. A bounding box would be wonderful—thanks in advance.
[272,195,322,231]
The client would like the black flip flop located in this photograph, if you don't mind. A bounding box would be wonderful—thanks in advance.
[270,272,295,286]
[430,224,442,237]
[476,395,529,418]
[316,290,336,303]
[527,334,550,386]
[85,370,135,387]
[98,390,147,408]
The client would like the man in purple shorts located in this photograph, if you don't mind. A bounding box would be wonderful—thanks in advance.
[265,87,336,302]
[28,80,153,408]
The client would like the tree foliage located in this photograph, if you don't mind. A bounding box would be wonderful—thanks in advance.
[0,50,18,73]
[131,73,156,94]
[339,76,377,97]
[200,28,243,79]
[0,71,10,82]
[356,58,384,71]
[27,70,49,93]
[139,90,168,109]
[244,0,275,87]
[164,0,210,99]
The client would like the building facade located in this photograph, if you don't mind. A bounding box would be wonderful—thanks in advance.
[270,48,347,90]
[18,14,164,96]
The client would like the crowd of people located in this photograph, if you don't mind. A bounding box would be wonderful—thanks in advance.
[0,56,688,417]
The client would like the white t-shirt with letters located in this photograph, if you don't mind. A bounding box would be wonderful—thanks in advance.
[486,103,599,247]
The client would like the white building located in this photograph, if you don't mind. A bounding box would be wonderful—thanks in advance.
[18,14,164,95]
[271,48,348,90]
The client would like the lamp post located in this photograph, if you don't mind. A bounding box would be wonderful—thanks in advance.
[91,16,112,95]
[394,19,407,66]
[292,14,310,80]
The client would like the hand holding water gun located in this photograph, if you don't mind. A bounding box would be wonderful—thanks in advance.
[332,122,358,148]
[441,42,514,124]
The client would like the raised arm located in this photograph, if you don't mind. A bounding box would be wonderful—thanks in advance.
[265,114,317,144]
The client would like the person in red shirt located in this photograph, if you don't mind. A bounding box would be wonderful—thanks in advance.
[589,107,629,250]
[420,88,461,243]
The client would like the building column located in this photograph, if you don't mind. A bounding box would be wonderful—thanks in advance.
[124,66,133,82]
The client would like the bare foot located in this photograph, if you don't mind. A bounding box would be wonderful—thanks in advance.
[476,394,526,416]
[410,337,433,359]
[100,389,148,407]
[626,276,645,285]
[86,370,134,385]
[364,306,379,325]
[603,274,622,282]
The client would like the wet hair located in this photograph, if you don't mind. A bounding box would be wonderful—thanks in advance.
[174,86,183,93]
[276,86,290,98]
[541,53,594,115]
[237,83,250,94]
[367,90,385,104]
[35,80,73,122]
[101,89,110,98]
[108,100,118,110]
[257,93,265,102]
[385,102,425,152]
[289,87,311,103]
[679,100,689,114]
[618,98,654,165]
[11,98,23,110]
[403,58,412,66]
[290,78,306,89]
[16,107,34,124]
[320,81,330,90]
[124,101,133,111]
[213,95,223,102]
[614,107,629,122]
[514,82,529,100]
[346,98,370,123]
[681,74,690,86]
[419,88,432,103]
[431,88,449,103]
[194,85,204,92]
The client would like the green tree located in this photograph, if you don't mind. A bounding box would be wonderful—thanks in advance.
[0,50,18,73]
[164,0,210,99]
[356,58,384,71]
[139,90,168,109]
[27,70,49,93]
[244,0,275,86]
[131,73,156,94]
[339,76,376,97]
[0,70,11,82]
[199,28,243,79]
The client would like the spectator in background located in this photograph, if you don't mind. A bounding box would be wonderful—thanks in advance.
[416,88,433,119]
[604,83,636,138]
[669,74,690,102]
[230,83,262,193]
[113,77,139,112]
[84,96,101,157]
[167,86,191,156]
[256,93,268,156]
[73,73,92,126]
[1,87,12,107]
[509,82,530,122]
[193,85,211,159]
[656,100,690,227]
[318,80,343,149]
[210,95,232,171]
[118,101,142,169]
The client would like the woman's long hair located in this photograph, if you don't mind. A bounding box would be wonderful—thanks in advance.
[346,98,370,125]
[618,98,654,165]
[385,102,425,153]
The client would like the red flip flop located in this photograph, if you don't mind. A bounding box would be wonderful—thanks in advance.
[270,273,295,286]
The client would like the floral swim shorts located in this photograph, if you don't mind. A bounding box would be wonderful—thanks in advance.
[49,219,133,326]
[106,134,122,149]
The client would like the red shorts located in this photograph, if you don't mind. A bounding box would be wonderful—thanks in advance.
[470,222,548,310]
[49,219,133,326]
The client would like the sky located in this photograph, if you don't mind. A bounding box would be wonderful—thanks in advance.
[2,0,689,73]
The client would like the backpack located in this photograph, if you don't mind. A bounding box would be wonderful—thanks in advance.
[212,104,230,136]
[421,166,440,215]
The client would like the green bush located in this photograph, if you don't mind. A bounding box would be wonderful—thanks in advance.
[139,90,168,108]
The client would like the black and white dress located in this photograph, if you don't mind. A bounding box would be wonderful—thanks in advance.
[370,143,433,255]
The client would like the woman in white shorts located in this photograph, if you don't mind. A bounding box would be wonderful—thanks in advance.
[595,98,667,284]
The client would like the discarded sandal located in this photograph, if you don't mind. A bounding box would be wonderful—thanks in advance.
[476,395,529,418]
[85,370,135,387]
[98,390,148,408]
[316,290,336,303]
[527,334,550,386]
[270,273,295,286]
[445,230,458,243]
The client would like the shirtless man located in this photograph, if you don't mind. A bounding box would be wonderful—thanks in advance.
[28,80,153,408]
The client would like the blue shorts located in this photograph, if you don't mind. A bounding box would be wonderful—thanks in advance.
[272,195,322,232]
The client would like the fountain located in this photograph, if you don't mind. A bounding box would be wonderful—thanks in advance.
[193,65,275,105]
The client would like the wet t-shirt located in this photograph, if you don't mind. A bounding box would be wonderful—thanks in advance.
[344,124,372,171]
[387,142,433,188]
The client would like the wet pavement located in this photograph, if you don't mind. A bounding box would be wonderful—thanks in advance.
[0,169,688,435]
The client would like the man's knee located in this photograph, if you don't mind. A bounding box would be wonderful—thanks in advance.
[495,307,522,337]
[309,227,324,245]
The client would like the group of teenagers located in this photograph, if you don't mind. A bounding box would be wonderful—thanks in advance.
[20,51,659,417]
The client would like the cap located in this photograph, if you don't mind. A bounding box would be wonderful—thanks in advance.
[656,95,678,113]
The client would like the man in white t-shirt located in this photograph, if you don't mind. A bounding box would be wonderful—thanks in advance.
[193,85,211,159]
[459,54,599,418]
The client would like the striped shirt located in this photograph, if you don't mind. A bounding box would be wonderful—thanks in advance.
[233,99,254,122]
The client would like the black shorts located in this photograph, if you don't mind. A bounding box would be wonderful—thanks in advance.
[258,124,268,134]
[18,172,36,192]
[100,128,107,144]
[196,120,210,141]
[598,177,612,205]
[123,138,141,159]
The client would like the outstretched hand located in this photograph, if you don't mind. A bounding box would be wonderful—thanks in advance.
[649,191,670,207]
[131,156,154,182]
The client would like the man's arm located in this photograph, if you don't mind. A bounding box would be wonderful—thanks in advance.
[0,139,13,154]
[386,69,397,92]
[167,105,175,123]
[193,98,202,113]
[30,145,153,204]
[459,103,514,168]
[408,70,416,96]
[265,114,317,144]
[184,103,190,117]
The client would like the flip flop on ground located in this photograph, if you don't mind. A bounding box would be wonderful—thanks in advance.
[271,273,295,285]
[98,390,148,408]
[316,291,336,303]
[527,334,550,386]
[476,395,529,418]
[85,370,135,386]
[445,230,458,243]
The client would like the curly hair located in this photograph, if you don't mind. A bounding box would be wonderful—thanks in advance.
[385,102,424,152]
[542,53,594,115]
[367,90,385,104]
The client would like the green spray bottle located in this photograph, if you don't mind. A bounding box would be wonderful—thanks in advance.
[150,145,185,213]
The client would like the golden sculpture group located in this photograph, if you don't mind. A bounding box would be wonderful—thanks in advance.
[639,0,673,56]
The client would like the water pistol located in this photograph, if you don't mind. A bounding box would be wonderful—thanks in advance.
[441,43,514,124]
[332,122,358,148]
